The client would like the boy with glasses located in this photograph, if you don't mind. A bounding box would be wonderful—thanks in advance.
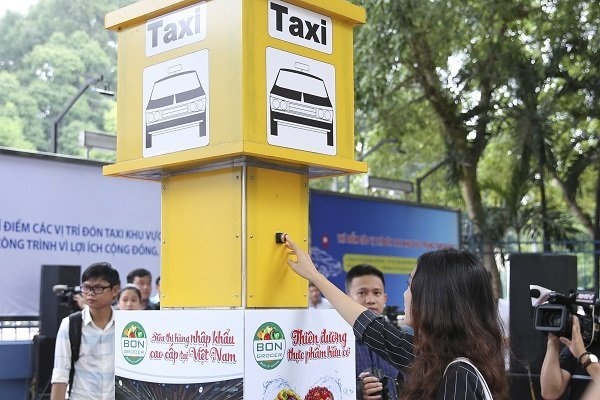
[50,262,120,400]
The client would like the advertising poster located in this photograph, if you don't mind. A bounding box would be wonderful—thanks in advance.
[309,190,460,310]
[245,309,355,400]
[115,310,244,399]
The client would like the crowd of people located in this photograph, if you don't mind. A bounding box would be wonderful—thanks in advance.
[49,240,600,400]
[289,235,507,400]
[290,234,600,400]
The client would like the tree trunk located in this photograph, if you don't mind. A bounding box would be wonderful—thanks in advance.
[459,163,501,297]
[594,167,600,294]
[553,177,595,237]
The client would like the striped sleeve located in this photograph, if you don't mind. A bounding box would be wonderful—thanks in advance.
[353,310,414,369]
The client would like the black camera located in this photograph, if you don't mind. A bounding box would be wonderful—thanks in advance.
[383,305,402,328]
[53,284,82,313]
[357,368,397,400]
[533,290,600,343]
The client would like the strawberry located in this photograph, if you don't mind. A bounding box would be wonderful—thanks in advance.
[305,386,333,400]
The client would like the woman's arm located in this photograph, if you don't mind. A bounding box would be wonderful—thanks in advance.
[357,311,414,369]
[540,335,571,399]
[286,235,415,370]
[285,235,366,326]
[582,382,600,400]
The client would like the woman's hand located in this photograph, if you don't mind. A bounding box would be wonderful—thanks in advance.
[285,235,320,282]
[284,234,368,327]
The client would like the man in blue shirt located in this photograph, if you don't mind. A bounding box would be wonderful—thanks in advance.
[347,264,405,400]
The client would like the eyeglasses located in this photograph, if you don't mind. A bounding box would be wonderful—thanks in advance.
[81,284,113,295]
[407,273,413,287]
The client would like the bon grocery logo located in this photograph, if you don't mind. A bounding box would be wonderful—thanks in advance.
[253,322,285,370]
[121,321,147,365]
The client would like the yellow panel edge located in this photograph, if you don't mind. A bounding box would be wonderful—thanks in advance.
[104,152,367,179]
[106,0,366,30]
[285,0,366,24]
[242,143,368,174]
[105,0,201,30]
[103,143,245,177]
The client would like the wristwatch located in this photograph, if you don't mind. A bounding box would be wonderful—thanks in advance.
[578,352,599,369]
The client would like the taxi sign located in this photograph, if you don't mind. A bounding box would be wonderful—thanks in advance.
[104,0,366,179]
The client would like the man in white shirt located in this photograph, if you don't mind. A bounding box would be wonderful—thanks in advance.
[308,281,333,309]
[497,297,510,369]
[51,262,120,400]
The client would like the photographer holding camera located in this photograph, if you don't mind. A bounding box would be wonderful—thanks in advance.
[540,309,600,399]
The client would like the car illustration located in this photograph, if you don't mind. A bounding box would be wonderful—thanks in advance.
[145,70,207,149]
[310,246,343,278]
[269,67,334,146]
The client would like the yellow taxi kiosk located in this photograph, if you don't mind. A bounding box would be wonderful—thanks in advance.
[104,0,366,309]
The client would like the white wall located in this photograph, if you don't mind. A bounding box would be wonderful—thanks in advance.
[0,150,161,316]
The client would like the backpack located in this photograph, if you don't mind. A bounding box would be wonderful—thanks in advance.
[67,311,83,398]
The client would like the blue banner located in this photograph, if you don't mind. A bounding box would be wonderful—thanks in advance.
[309,190,460,310]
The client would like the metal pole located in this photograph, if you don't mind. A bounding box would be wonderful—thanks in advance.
[344,138,399,192]
[594,168,600,296]
[415,157,449,203]
[51,76,103,153]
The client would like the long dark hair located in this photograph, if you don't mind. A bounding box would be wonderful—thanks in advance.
[401,249,508,400]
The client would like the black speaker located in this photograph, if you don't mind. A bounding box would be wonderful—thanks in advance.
[508,372,542,400]
[508,253,577,374]
[30,335,56,399]
[39,264,81,337]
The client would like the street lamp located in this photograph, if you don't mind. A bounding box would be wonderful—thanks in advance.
[79,130,117,159]
[415,157,450,203]
[365,175,414,196]
[344,138,400,192]
[51,76,107,154]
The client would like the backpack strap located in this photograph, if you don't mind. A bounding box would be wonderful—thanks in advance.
[444,357,493,400]
[68,311,83,398]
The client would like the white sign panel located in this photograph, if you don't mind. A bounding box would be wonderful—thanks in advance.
[268,0,332,54]
[266,47,336,155]
[245,309,355,399]
[115,310,244,397]
[146,2,207,57]
[0,152,160,316]
[143,50,210,158]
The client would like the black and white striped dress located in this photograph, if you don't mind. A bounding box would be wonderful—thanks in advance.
[354,310,490,400]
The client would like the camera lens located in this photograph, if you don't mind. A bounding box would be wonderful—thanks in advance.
[545,312,563,328]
